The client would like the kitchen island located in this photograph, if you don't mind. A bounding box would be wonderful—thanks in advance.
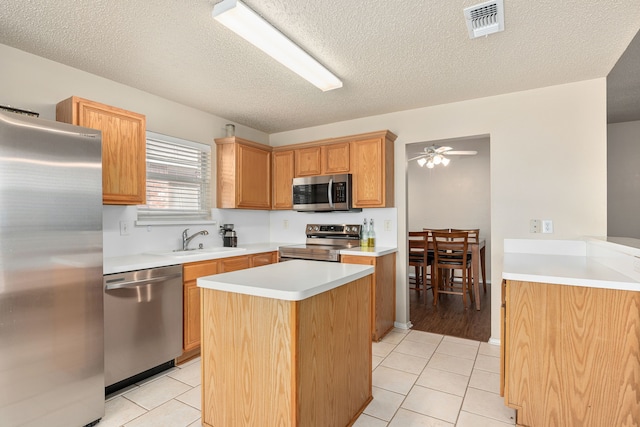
[197,260,375,427]
[501,238,640,426]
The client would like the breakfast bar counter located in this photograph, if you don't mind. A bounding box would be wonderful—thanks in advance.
[197,260,375,427]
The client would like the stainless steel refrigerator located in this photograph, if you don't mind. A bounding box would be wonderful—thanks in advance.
[0,110,104,426]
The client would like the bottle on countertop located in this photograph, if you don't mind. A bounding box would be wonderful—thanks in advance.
[360,218,368,248]
[368,219,376,248]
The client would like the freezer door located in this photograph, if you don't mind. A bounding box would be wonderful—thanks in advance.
[0,111,104,427]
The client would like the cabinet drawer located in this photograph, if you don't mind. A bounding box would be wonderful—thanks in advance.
[183,260,218,281]
[250,252,277,267]
[219,256,250,272]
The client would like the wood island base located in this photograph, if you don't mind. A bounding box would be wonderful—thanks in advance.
[200,275,372,427]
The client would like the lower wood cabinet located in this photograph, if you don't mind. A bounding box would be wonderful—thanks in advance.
[182,260,218,354]
[501,279,640,426]
[201,275,372,426]
[177,251,277,363]
[341,253,396,341]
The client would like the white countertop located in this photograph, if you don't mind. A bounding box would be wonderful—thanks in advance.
[104,242,398,275]
[340,246,397,257]
[502,238,640,292]
[103,242,288,275]
[197,260,375,301]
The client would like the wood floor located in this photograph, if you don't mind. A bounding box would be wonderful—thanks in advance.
[409,283,492,342]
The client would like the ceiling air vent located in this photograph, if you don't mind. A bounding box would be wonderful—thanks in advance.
[464,0,505,39]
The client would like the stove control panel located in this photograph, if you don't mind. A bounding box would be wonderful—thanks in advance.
[305,224,361,237]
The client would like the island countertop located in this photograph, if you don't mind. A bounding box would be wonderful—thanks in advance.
[197,259,374,301]
[502,238,640,292]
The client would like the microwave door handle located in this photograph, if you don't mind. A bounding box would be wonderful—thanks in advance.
[328,178,334,207]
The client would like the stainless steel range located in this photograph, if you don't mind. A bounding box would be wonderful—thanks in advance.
[279,224,361,262]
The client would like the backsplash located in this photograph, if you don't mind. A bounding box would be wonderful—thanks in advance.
[103,206,397,258]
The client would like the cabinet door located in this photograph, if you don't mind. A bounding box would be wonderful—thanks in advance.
[57,97,146,205]
[183,260,218,352]
[272,150,294,209]
[295,146,322,177]
[250,251,277,267]
[219,255,251,272]
[341,254,396,341]
[321,142,350,174]
[350,137,389,207]
[237,144,271,209]
[183,280,201,352]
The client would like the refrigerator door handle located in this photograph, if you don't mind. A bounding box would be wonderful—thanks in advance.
[105,273,182,291]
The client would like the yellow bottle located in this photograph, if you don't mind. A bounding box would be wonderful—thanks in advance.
[367,219,375,247]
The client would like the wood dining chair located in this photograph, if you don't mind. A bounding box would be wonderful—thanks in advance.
[408,231,433,303]
[431,230,474,308]
[450,228,486,292]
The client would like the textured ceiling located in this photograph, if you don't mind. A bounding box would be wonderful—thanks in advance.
[1,0,639,133]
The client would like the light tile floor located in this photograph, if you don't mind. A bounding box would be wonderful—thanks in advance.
[102,329,516,426]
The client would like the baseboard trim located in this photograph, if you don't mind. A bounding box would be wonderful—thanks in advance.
[394,321,413,330]
[488,337,501,346]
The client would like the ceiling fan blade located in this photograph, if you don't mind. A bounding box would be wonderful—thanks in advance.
[446,150,477,155]
[435,146,452,153]
[407,154,427,161]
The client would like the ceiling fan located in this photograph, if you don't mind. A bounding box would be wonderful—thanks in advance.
[408,145,478,168]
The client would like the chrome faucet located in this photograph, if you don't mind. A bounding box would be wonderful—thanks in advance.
[182,228,209,251]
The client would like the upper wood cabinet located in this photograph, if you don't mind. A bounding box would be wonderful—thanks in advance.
[293,142,350,177]
[56,96,146,205]
[272,150,294,210]
[350,132,395,208]
[215,137,272,210]
[274,130,396,209]
[294,146,321,177]
[321,142,350,174]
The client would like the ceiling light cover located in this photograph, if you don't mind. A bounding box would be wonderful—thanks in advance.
[464,0,505,39]
[212,0,342,91]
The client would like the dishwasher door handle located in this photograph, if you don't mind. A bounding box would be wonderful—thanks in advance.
[105,273,182,291]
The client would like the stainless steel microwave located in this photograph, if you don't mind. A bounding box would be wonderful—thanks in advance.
[292,174,359,212]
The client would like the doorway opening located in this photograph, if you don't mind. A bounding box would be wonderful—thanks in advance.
[406,134,491,341]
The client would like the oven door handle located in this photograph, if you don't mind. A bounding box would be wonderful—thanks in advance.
[328,178,334,207]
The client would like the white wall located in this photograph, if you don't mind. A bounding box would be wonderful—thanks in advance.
[270,79,608,341]
[607,120,640,239]
[407,137,491,280]
[1,43,272,257]
[3,43,609,340]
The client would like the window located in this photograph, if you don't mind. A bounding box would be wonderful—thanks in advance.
[138,131,211,221]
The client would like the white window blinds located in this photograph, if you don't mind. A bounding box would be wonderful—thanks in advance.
[138,131,211,220]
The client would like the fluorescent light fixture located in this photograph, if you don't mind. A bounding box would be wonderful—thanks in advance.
[212,0,342,91]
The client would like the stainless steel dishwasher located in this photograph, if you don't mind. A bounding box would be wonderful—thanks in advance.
[103,265,183,390]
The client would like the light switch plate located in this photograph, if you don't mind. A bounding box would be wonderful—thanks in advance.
[119,220,131,236]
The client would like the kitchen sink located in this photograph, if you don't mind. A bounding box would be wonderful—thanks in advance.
[147,247,247,257]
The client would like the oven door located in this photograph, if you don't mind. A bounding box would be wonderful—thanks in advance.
[292,174,352,211]
[278,245,341,262]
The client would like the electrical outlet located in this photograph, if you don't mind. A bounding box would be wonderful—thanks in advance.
[119,220,131,236]
[542,220,553,234]
[384,220,392,231]
[529,219,540,233]
[283,219,289,229]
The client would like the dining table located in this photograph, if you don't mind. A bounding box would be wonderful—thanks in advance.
[470,238,486,310]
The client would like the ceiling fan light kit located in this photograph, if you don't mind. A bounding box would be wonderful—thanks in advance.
[410,145,477,168]
[212,0,342,91]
